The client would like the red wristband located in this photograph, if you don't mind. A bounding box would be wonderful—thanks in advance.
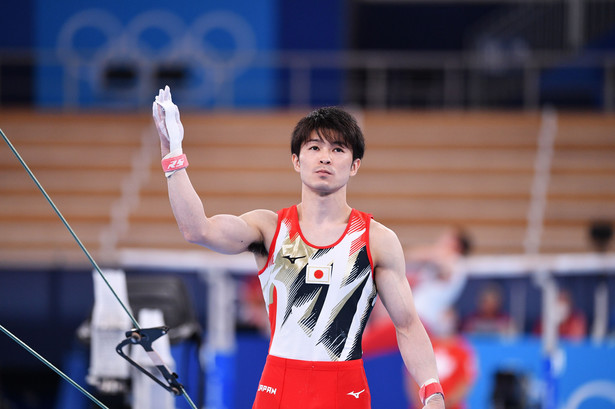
[161,153,188,173]
[419,380,444,405]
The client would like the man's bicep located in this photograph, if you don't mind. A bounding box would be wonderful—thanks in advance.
[372,224,417,329]
[376,264,416,329]
[202,210,273,254]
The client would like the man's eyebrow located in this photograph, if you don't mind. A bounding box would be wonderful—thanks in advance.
[306,137,347,147]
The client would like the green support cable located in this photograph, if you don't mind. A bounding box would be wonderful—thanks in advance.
[0,128,198,409]
[0,128,140,330]
[0,324,110,409]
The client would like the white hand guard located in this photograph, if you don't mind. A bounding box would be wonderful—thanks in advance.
[153,85,184,154]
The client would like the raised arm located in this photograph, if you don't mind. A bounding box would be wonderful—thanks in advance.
[152,86,274,255]
[370,222,445,409]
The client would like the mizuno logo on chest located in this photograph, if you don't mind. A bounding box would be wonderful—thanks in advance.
[283,254,306,264]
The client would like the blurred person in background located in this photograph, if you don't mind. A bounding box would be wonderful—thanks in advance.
[368,227,472,335]
[461,283,516,336]
[534,288,587,341]
[404,228,472,335]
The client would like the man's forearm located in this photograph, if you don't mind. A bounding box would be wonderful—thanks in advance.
[167,169,208,244]
[396,318,439,387]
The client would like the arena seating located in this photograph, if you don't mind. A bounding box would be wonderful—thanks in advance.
[1,110,613,267]
[0,112,147,266]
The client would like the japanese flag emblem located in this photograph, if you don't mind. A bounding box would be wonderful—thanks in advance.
[306,265,331,284]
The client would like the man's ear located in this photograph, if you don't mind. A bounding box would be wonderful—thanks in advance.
[292,154,300,172]
[350,158,361,176]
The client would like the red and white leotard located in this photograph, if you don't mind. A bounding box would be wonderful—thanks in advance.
[258,205,377,362]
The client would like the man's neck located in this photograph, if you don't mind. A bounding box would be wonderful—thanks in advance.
[298,187,351,225]
[296,192,352,247]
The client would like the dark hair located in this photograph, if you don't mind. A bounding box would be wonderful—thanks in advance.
[291,107,365,161]
[458,233,473,256]
[452,227,473,256]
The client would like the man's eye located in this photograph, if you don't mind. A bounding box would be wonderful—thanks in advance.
[309,146,319,150]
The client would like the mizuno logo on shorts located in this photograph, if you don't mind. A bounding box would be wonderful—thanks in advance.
[347,389,365,399]
[258,384,277,395]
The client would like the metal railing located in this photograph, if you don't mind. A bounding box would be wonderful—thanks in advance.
[1,48,615,111]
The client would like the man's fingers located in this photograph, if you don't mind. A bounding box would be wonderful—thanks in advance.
[153,86,177,112]
[154,96,164,111]
[153,98,163,120]
[152,100,169,139]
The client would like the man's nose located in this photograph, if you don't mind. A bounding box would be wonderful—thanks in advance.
[319,150,332,164]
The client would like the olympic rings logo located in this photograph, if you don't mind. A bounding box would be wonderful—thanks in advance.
[55,8,258,100]
[561,380,615,409]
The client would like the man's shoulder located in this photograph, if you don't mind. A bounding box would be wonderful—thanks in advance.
[368,218,403,258]
[242,208,278,219]
[368,217,398,238]
[241,208,278,230]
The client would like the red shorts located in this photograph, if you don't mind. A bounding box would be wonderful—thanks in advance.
[252,355,371,409]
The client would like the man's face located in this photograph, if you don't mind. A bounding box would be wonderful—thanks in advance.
[292,131,360,195]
